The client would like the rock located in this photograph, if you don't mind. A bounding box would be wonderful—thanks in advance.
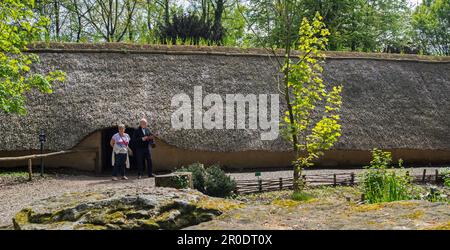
[12,187,241,230]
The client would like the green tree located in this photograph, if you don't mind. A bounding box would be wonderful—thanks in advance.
[281,12,343,191]
[412,0,449,55]
[244,0,413,53]
[0,0,65,114]
[244,0,304,48]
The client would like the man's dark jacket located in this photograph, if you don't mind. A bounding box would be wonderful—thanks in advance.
[133,127,153,149]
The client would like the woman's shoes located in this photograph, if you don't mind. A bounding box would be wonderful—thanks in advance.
[112,176,128,181]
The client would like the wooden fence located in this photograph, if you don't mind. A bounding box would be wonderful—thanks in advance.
[0,149,98,181]
[235,170,445,194]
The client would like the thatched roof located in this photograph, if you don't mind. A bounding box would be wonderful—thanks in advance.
[1,43,450,152]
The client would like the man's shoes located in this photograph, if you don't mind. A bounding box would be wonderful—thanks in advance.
[112,177,118,181]
[148,174,155,178]
[122,176,128,180]
[137,175,142,179]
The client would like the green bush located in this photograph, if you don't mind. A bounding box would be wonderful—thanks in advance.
[422,187,448,203]
[177,163,206,192]
[176,163,236,198]
[171,174,190,189]
[361,148,413,204]
[204,165,237,198]
[441,168,450,188]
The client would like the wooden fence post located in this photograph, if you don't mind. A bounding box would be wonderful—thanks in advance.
[279,178,283,191]
[258,179,262,192]
[350,172,355,185]
[333,174,337,187]
[28,159,32,181]
[422,169,426,183]
[435,169,439,183]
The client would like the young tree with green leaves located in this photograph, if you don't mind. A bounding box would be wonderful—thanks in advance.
[281,13,343,192]
[238,0,343,192]
[0,0,65,114]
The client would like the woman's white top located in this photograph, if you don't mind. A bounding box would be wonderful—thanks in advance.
[112,133,130,154]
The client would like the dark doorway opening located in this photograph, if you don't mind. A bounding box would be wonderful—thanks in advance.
[101,127,137,173]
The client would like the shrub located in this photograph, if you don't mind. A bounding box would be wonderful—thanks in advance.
[204,165,237,198]
[421,187,448,203]
[171,174,190,189]
[361,148,413,204]
[177,163,206,193]
[441,168,450,188]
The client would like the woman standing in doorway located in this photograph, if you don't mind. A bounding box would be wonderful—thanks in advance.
[110,124,131,181]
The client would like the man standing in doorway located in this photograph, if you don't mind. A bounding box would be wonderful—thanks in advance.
[134,118,155,178]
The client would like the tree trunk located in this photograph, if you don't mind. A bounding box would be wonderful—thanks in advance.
[54,0,60,41]
[212,0,224,44]
[281,0,301,192]
[164,0,170,27]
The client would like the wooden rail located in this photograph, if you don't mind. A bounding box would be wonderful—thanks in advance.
[0,149,98,181]
[235,170,445,194]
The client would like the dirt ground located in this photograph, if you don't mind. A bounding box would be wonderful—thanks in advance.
[187,186,450,230]
[0,168,449,229]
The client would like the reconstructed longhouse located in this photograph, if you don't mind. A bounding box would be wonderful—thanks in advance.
[1,43,450,172]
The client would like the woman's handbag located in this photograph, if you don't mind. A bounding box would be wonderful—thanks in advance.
[119,134,133,156]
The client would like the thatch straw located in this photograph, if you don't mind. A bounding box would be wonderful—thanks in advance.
[1,44,449,152]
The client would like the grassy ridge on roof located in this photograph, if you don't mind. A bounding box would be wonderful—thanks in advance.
[27,42,450,62]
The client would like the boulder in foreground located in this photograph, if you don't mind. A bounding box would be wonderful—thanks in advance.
[13,187,241,230]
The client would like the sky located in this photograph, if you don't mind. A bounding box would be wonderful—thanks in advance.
[407,0,421,7]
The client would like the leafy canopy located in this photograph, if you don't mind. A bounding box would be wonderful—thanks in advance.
[282,13,343,169]
[0,0,65,114]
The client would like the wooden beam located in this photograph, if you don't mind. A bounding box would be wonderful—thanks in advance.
[0,149,97,162]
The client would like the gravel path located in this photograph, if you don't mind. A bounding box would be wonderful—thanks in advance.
[0,166,447,227]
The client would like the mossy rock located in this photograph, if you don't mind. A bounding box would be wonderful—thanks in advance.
[12,187,241,230]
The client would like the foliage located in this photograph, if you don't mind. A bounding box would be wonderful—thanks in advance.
[441,168,450,188]
[157,12,223,45]
[26,0,448,56]
[361,148,413,204]
[421,186,449,203]
[171,174,190,189]
[177,162,206,192]
[244,0,414,53]
[411,0,450,55]
[204,165,236,198]
[281,12,342,191]
[177,163,236,198]
[0,0,65,114]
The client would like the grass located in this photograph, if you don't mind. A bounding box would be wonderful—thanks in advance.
[28,42,450,61]
[291,191,315,202]
[0,170,30,178]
